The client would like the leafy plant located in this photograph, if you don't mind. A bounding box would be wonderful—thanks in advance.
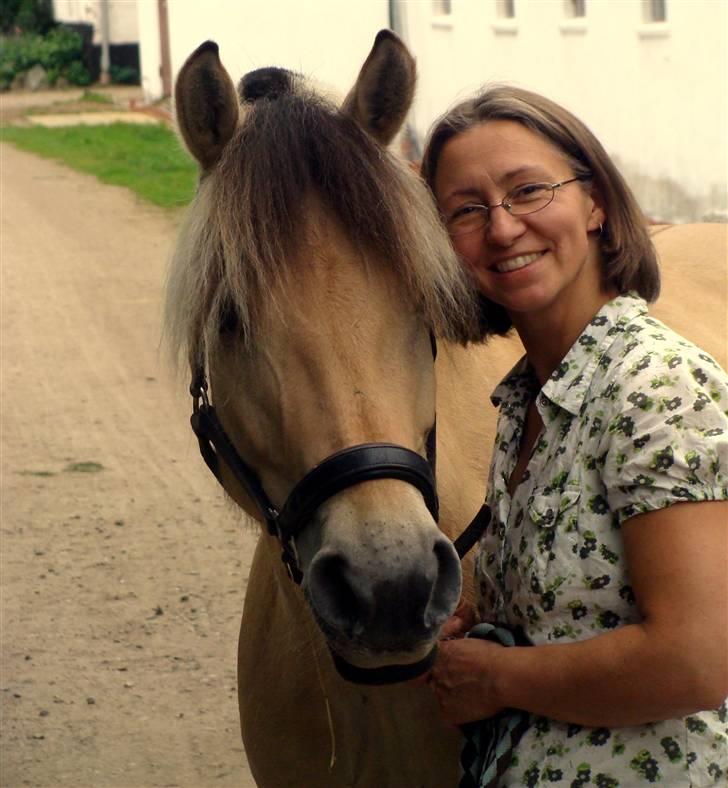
[1,0,54,35]
[109,64,139,86]
[0,25,88,88]
[65,58,90,86]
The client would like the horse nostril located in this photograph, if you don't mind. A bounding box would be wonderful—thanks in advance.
[307,552,371,638]
[425,537,462,629]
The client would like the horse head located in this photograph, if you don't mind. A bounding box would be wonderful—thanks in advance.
[166,32,480,681]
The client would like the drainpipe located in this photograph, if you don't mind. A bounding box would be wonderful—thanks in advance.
[387,0,422,163]
[99,0,111,85]
[157,0,173,98]
[388,0,399,35]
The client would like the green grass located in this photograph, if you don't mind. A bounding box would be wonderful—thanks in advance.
[1,122,196,208]
[80,90,115,104]
[16,470,56,477]
[64,461,105,473]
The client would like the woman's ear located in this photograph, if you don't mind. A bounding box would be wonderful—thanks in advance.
[587,188,606,234]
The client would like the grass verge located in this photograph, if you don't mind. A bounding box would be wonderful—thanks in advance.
[79,90,115,104]
[1,122,196,208]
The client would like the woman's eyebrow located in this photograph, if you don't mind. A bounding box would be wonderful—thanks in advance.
[500,165,550,181]
[448,186,482,200]
[443,166,553,202]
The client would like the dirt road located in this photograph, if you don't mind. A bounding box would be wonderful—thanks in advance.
[1,143,259,787]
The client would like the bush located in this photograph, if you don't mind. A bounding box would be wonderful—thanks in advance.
[1,0,54,35]
[65,58,90,86]
[0,0,22,34]
[0,25,89,89]
[14,0,54,34]
[109,64,138,85]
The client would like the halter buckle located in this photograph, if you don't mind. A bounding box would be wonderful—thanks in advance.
[190,371,210,410]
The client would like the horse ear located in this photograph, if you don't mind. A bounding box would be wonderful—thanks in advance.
[341,30,416,145]
[175,41,239,169]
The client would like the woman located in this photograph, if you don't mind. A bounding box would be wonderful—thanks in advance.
[420,86,728,786]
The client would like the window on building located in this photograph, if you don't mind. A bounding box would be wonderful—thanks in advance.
[564,0,586,18]
[433,0,452,15]
[643,0,667,22]
[496,0,516,19]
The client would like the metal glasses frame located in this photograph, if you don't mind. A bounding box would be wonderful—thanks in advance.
[446,175,592,237]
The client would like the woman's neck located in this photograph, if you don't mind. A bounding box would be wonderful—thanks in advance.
[512,288,618,387]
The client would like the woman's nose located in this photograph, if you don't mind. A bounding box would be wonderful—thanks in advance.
[484,206,526,247]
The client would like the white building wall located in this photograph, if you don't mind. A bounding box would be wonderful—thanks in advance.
[136,0,162,100]
[136,0,726,223]
[53,0,139,44]
[137,0,390,104]
[401,0,727,223]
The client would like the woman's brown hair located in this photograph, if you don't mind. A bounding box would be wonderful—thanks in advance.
[421,85,660,337]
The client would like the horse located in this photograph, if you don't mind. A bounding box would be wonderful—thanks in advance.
[166,30,517,786]
[647,223,727,369]
[165,30,727,787]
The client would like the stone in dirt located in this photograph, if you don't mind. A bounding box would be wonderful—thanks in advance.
[24,65,49,92]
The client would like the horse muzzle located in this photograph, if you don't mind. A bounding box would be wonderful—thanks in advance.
[302,507,462,684]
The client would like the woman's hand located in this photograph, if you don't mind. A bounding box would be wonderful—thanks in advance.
[430,501,728,729]
[428,637,506,726]
[439,597,479,639]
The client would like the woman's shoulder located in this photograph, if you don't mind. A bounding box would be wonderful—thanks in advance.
[583,305,728,445]
[598,306,727,397]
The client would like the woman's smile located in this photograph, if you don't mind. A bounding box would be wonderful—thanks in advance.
[490,250,546,274]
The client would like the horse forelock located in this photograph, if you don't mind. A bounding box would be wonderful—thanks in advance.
[164,85,480,371]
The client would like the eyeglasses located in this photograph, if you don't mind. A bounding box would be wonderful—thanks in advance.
[444,175,592,237]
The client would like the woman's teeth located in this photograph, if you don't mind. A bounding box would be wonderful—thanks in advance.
[495,252,542,273]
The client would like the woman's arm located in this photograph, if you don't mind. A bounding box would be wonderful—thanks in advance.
[428,500,728,727]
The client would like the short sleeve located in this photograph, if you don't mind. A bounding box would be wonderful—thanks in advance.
[600,351,728,525]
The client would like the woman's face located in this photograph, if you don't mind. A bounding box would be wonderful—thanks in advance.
[434,120,607,327]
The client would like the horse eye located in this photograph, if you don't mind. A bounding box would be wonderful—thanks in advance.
[218,301,238,334]
[424,423,436,458]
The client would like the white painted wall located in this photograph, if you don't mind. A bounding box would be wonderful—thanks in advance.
[136,0,726,223]
[137,0,162,100]
[137,0,390,103]
[53,0,139,44]
[401,0,727,222]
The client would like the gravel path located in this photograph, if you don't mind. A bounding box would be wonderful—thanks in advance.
[1,142,258,788]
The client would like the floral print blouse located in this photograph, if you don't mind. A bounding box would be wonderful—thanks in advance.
[475,294,728,786]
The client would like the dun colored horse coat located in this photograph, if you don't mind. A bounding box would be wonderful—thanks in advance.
[166,30,727,788]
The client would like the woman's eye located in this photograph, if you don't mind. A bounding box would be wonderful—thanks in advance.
[451,204,481,220]
[511,183,550,202]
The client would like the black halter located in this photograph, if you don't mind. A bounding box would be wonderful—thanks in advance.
[190,370,441,584]
[190,376,489,562]
[188,338,492,683]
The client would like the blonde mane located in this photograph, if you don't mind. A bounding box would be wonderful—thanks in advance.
[164,88,480,370]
